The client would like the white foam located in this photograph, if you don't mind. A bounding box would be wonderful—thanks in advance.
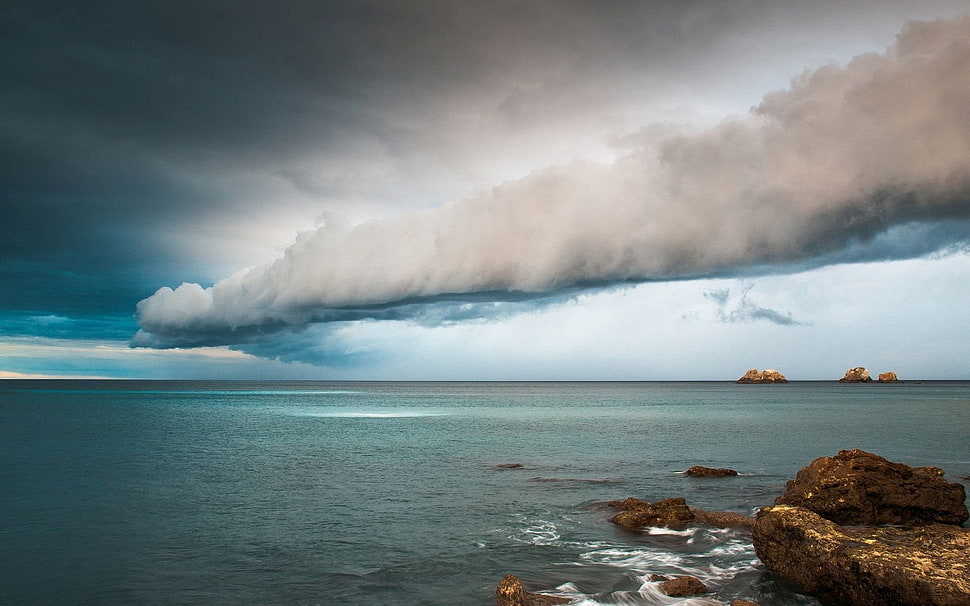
[562,582,724,606]
[645,526,696,537]
[513,519,561,545]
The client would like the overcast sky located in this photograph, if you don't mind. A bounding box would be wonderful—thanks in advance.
[2,0,969,380]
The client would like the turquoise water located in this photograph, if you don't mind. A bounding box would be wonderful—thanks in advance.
[2,380,968,605]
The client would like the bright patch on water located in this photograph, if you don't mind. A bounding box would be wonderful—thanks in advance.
[285,410,450,418]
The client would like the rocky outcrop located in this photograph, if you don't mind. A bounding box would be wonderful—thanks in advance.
[774,449,969,526]
[736,368,787,383]
[658,576,707,597]
[878,371,899,382]
[753,505,970,606]
[730,601,760,606]
[838,366,873,382]
[608,496,755,530]
[608,497,694,529]
[495,575,570,606]
[684,465,738,477]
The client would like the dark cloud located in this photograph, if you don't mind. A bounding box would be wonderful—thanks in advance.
[3,1,969,354]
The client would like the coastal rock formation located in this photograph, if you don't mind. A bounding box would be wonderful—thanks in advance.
[690,508,756,529]
[753,505,970,606]
[495,575,570,606]
[658,575,707,597]
[736,368,787,383]
[608,496,755,530]
[878,371,899,382]
[608,497,694,529]
[684,465,738,477]
[730,601,760,606]
[838,366,872,382]
[774,449,969,526]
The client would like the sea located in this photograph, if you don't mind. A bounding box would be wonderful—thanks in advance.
[1,380,968,606]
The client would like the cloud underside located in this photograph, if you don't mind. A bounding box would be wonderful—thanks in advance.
[134,17,970,352]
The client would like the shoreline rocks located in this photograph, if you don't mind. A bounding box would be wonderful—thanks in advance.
[607,496,756,530]
[495,575,570,606]
[756,450,970,605]
[499,450,965,606]
[608,496,695,529]
[736,369,787,383]
[753,505,970,606]
[658,575,707,597]
[774,449,968,526]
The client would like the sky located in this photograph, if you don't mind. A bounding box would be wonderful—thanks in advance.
[2,0,970,380]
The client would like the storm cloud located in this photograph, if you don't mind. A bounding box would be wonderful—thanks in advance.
[134,16,970,350]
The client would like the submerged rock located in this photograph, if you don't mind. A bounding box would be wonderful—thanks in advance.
[495,575,570,606]
[774,449,969,526]
[658,575,707,597]
[878,371,899,382]
[690,508,755,529]
[608,497,695,529]
[736,368,787,383]
[608,496,754,530]
[838,366,873,382]
[684,465,738,477]
[753,505,970,606]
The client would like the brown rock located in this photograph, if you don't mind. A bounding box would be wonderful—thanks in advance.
[838,366,873,382]
[753,505,970,606]
[878,371,899,382]
[774,449,969,526]
[736,368,787,383]
[608,497,695,529]
[690,508,756,529]
[684,465,739,477]
[658,575,707,597]
[730,601,760,606]
[495,575,571,606]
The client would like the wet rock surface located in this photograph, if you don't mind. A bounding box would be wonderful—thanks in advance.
[658,575,707,597]
[608,496,695,529]
[684,465,739,477]
[774,449,969,526]
[495,575,570,606]
[753,505,970,606]
[607,497,755,530]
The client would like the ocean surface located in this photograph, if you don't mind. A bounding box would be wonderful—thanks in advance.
[1,380,968,605]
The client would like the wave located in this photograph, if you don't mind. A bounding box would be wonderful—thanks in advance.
[496,514,789,605]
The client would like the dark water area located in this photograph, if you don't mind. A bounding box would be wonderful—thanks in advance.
[2,380,968,605]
